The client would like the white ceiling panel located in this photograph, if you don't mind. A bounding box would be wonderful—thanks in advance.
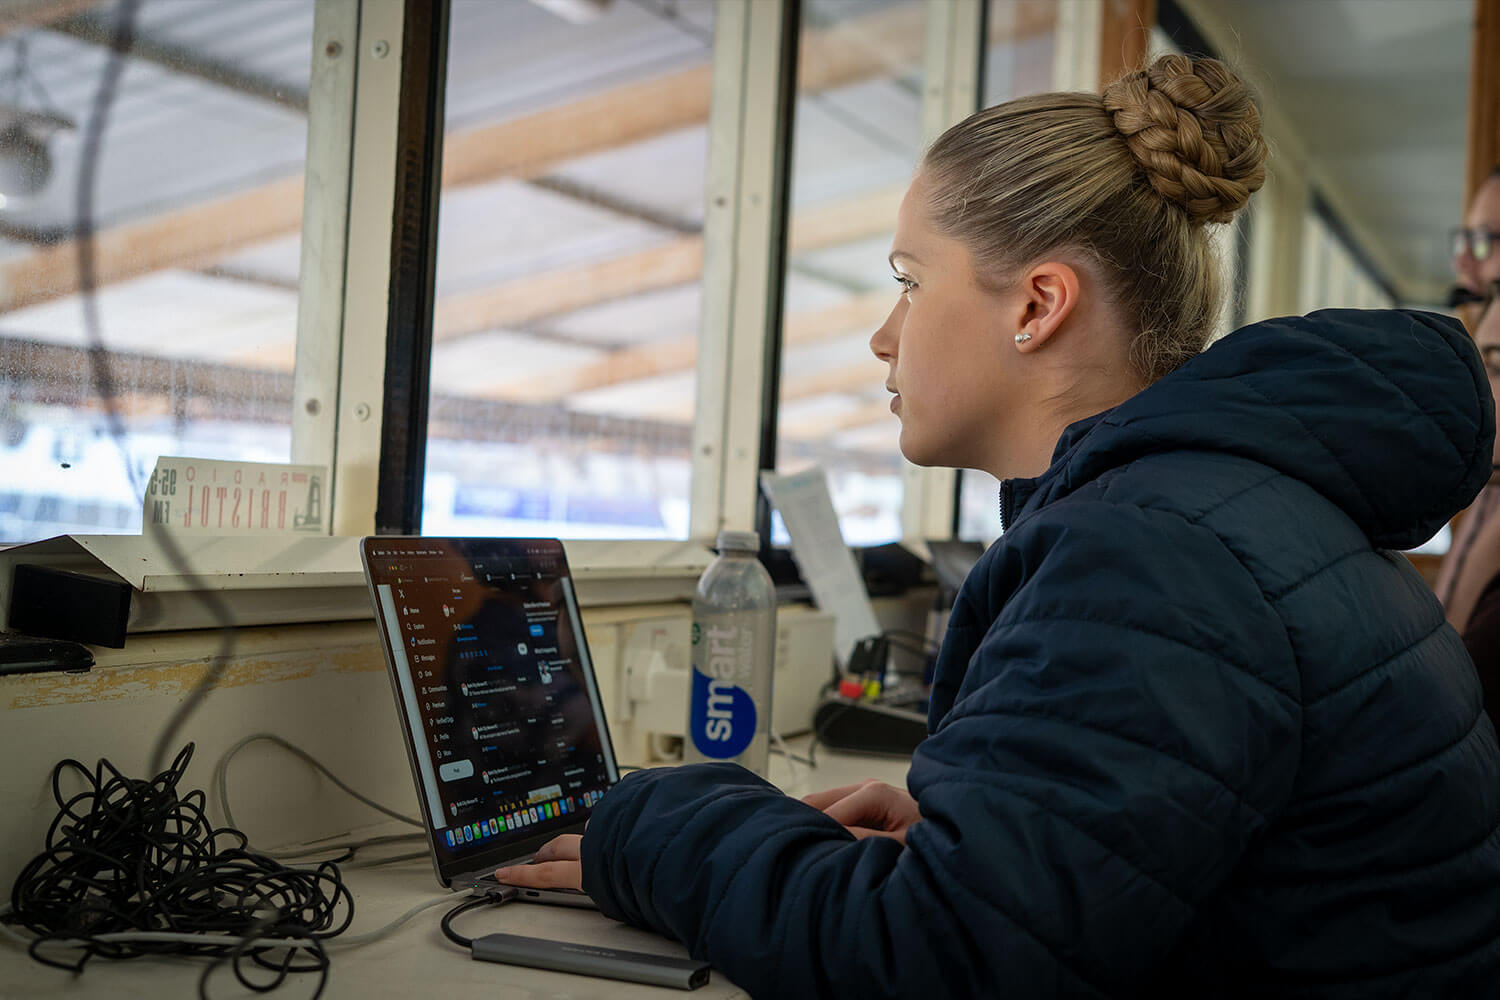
[213,233,305,288]
[789,80,921,208]
[444,0,712,133]
[0,270,296,364]
[430,330,604,396]
[434,178,673,295]
[548,125,711,228]
[783,331,883,376]
[547,283,702,347]
[794,234,898,293]
[566,369,695,421]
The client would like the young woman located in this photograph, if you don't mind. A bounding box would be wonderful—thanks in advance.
[499,55,1500,997]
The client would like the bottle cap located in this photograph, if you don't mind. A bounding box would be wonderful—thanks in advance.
[715,530,759,553]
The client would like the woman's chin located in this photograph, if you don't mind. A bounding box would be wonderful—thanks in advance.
[897,433,949,469]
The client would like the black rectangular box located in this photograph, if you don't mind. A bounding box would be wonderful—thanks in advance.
[9,563,131,648]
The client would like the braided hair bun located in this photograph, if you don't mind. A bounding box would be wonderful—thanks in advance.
[1102,54,1267,225]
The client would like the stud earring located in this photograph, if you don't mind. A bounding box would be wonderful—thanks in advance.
[1015,333,1033,344]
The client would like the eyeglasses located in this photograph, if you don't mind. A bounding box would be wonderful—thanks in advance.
[1452,227,1497,261]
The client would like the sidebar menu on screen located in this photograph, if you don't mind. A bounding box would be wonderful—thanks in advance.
[377,580,448,830]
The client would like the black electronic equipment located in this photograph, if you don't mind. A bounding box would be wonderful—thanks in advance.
[812,693,928,757]
[0,632,94,675]
[8,563,131,648]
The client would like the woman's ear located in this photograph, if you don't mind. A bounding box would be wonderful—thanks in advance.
[1013,261,1080,352]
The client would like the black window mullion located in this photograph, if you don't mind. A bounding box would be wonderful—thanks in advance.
[375,0,450,535]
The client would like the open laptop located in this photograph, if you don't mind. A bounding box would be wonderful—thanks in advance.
[361,537,620,904]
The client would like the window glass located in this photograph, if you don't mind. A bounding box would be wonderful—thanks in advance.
[0,1,313,545]
[955,0,1058,545]
[1300,212,1395,313]
[770,0,927,547]
[422,0,716,540]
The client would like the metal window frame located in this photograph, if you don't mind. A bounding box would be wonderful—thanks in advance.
[290,0,360,491]
[691,0,801,542]
[375,0,449,534]
[309,0,458,539]
[329,0,410,537]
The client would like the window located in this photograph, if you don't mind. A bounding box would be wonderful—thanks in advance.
[955,0,1058,545]
[420,0,718,541]
[768,0,929,547]
[1300,208,1396,314]
[0,1,315,545]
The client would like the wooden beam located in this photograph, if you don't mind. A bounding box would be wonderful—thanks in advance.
[477,289,894,402]
[780,358,886,401]
[433,235,702,341]
[1468,0,1500,202]
[0,2,1053,316]
[0,176,305,313]
[434,184,903,343]
[1097,0,1155,86]
[0,0,102,35]
[782,292,893,349]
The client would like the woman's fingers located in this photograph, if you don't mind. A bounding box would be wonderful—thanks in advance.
[800,779,877,811]
[822,781,919,833]
[531,834,582,863]
[494,860,583,891]
[494,834,585,890]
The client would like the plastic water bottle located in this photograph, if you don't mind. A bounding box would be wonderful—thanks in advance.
[685,530,776,774]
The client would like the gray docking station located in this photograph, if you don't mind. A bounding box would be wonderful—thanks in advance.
[470,931,710,990]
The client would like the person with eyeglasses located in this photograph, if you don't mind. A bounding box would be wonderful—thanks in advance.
[1436,170,1500,639]
[1449,167,1500,325]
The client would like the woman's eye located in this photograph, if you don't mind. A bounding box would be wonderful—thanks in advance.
[892,274,915,294]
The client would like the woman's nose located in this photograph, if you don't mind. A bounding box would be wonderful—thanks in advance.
[870,299,904,361]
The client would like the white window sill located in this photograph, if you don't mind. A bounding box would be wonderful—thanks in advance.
[0,534,711,635]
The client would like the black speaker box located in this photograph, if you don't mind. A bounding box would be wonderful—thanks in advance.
[8,563,131,648]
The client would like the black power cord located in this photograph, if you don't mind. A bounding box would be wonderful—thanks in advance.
[6,744,353,999]
[440,894,508,950]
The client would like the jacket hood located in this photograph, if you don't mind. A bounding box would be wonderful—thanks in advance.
[1035,309,1494,551]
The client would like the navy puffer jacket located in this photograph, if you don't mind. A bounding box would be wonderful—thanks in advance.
[583,309,1500,998]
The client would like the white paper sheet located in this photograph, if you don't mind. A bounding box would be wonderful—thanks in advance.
[760,467,880,666]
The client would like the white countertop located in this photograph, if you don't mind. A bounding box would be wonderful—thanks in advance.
[0,741,913,1000]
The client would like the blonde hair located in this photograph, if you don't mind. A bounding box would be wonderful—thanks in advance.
[920,54,1268,382]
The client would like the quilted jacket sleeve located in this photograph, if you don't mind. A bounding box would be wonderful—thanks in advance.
[581,500,1303,998]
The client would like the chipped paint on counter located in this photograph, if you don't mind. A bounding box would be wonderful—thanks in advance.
[2,622,386,710]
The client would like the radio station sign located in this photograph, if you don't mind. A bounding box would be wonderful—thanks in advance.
[144,457,328,535]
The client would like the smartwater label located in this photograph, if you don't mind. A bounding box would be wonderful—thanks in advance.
[688,623,758,759]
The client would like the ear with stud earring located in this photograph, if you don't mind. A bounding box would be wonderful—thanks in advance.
[1014,333,1032,344]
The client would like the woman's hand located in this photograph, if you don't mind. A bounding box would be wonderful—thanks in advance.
[801,779,920,844]
[494,834,583,890]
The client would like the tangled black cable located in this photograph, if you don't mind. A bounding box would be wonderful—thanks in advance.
[6,744,353,998]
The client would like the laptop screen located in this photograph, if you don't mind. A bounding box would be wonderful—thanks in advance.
[361,537,619,884]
